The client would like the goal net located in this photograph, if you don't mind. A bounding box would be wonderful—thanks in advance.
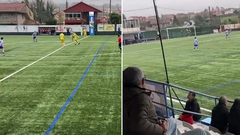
[166,25,196,39]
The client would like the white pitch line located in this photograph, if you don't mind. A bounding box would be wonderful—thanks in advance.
[0,36,89,83]
[167,97,212,113]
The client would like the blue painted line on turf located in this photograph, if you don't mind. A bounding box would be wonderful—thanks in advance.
[200,78,240,93]
[45,37,110,135]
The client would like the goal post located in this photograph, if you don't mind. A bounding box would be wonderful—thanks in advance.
[166,25,196,40]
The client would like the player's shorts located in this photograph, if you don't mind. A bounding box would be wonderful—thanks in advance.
[33,37,36,39]
[74,38,78,41]
[0,46,3,49]
[119,43,121,47]
[194,44,198,46]
[60,39,64,43]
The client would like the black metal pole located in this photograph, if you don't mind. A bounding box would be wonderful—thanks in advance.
[153,0,175,118]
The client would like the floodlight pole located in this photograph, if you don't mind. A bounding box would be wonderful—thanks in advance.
[153,0,175,117]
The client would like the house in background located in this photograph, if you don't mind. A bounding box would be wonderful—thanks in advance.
[0,3,38,25]
[188,12,196,19]
[64,2,101,25]
[224,9,235,15]
[53,9,65,25]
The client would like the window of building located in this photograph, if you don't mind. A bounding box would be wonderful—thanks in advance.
[1,14,8,20]
[65,13,82,20]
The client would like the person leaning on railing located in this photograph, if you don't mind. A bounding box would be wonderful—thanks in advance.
[123,66,207,135]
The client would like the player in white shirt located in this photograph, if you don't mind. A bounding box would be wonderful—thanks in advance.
[0,37,5,56]
[225,29,230,39]
[194,37,199,51]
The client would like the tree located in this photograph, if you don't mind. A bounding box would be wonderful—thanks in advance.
[173,15,179,26]
[29,0,56,24]
[109,13,121,24]
[223,20,228,25]
[228,18,232,24]
[146,21,152,27]
[233,10,239,15]
[231,19,238,24]
[46,18,57,25]
[194,14,204,26]
[24,0,29,6]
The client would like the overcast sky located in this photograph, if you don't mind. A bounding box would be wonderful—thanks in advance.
[123,0,240,17]
[2,0,121,6]
[53,0,121,5]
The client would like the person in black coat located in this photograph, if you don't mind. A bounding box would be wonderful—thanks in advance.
[211,96,229,134]
[228,98,240,135]
[182,92,201,121]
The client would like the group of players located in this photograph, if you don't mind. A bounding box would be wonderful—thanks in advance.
[32,29,85,47]
[193,29,230,51]
[0,28,122,56]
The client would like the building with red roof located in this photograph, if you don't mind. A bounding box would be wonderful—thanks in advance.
[64,2,102,25]
[0,3,38,25]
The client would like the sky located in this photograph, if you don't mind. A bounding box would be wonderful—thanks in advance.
[52,0,121,5]
[2,0,121,6]
[123,0,240,17]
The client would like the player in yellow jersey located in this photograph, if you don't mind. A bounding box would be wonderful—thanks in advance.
[59,33,65,47]
[72,33,80,45]
[83,29,87,36]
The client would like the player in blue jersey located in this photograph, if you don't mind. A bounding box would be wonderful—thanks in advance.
[194,37,199,51]
[33,31,37,42]
[225,29,230,39]
[0,37,5,56]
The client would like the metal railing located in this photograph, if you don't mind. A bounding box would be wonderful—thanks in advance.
[146,79,234,119]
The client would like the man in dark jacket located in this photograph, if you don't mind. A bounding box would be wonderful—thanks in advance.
[123,67,207,135]
[182,92,201,121]
[228,98,240,135]
[123,67,168,135]
[211,96,229,134]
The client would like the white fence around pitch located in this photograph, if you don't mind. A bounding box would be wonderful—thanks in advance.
[0,25,86,33]
[0,24,121,33]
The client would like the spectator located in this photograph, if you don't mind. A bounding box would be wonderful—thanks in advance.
[123,67,207,135]
[211,96,229,134]
[182,92,201,121]
[228,99,240,135]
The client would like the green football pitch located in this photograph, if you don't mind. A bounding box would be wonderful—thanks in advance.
[0,35,121,134]
[123,32,240,113]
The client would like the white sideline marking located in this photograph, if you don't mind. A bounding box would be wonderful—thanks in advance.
[0,36,89,83]
[167,97,212,113]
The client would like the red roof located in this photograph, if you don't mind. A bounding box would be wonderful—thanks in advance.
[0,3,25,12]
[64,2,101,13]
